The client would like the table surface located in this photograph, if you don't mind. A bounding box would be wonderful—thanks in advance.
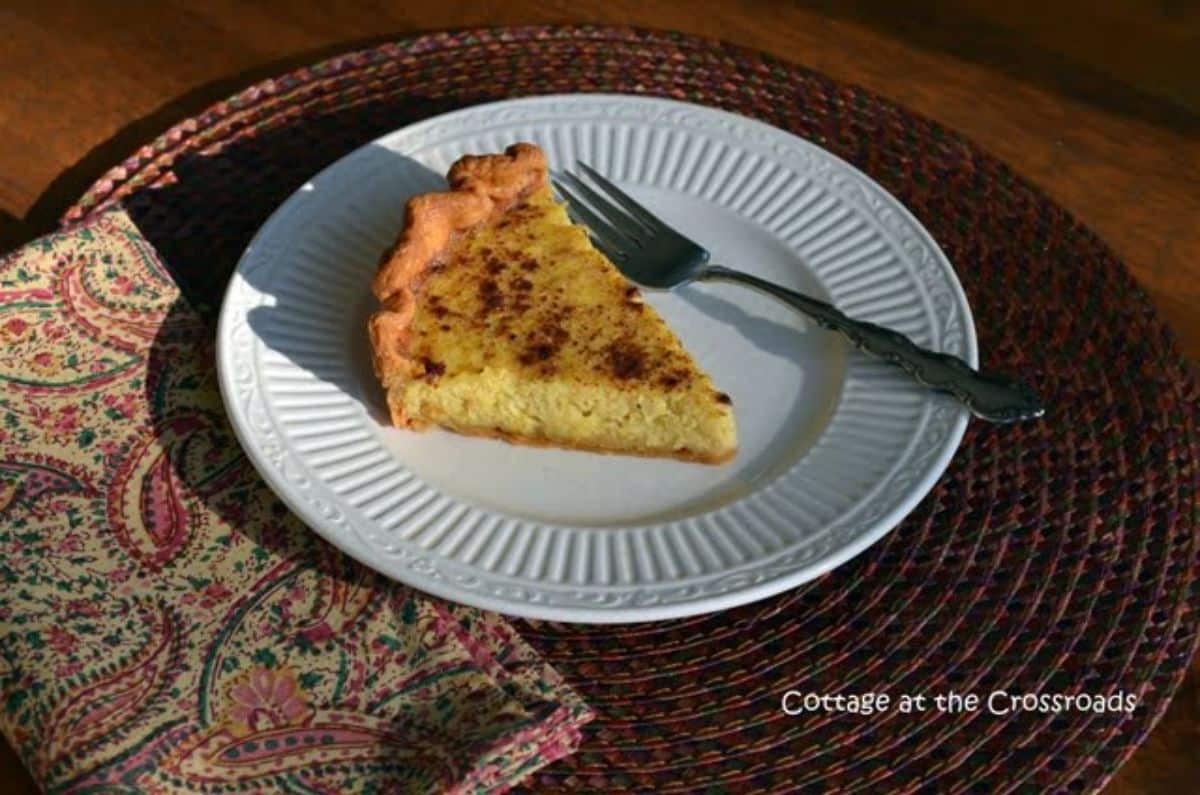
[0,2,1196,793]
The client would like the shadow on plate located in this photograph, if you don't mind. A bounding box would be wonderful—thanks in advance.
[677,283,813,362]
[676,283,842,483]
[240,146,444,425]
[126,99,466,565]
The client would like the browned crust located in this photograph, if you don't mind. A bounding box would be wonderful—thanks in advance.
[368,143,548,425]
[387,386,735,464]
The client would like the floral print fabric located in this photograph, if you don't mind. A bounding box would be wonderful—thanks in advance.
[0,210,591,793]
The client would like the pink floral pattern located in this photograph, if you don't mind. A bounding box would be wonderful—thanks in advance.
[0,210,592,793]
[227,668,313,735]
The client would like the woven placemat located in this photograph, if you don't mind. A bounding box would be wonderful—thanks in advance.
[63,26,1198,793]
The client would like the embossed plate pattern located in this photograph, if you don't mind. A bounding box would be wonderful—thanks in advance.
[216,95,977,622]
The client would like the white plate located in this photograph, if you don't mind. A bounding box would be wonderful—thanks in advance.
[216,94,976,623]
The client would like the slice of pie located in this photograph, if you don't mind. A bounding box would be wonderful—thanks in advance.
[368,143,737,463]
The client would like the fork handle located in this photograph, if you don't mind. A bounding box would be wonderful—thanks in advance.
[701,265,1044,423]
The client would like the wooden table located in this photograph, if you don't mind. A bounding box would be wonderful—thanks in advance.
[0,2,1196,792]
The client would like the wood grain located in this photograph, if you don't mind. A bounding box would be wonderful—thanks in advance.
[0,2,1195,792]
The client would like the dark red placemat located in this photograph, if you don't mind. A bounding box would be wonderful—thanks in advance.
[64,26,1198,794]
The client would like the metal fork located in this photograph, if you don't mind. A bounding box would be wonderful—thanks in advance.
[552,163,1044,423]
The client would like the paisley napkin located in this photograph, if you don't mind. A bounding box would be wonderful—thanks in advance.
[0,209,592,793]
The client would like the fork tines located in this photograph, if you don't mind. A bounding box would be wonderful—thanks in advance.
[551,163,669,261]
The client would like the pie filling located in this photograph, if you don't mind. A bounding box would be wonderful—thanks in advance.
[370,145,737,464]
